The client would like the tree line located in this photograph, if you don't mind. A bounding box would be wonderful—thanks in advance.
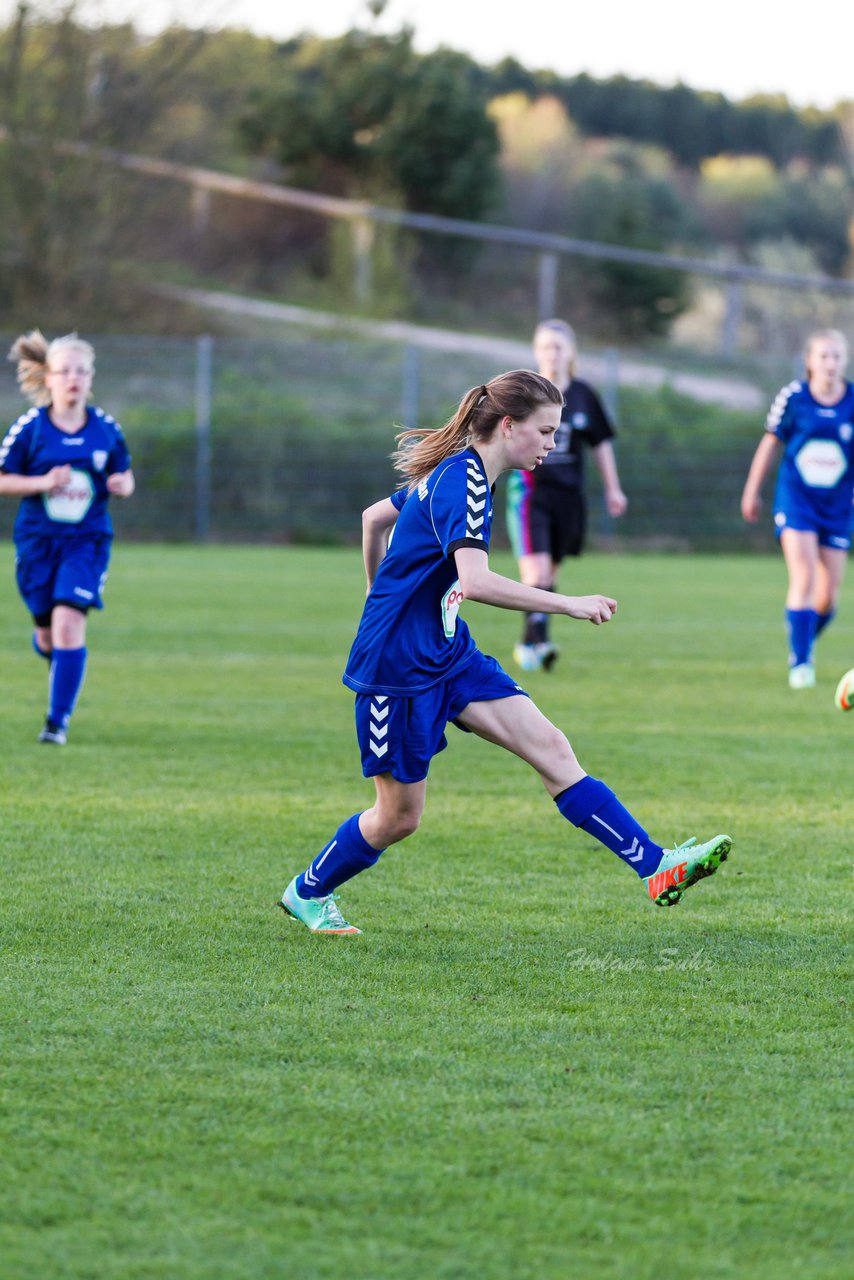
[0,4,850,343]
[488,61,844,170]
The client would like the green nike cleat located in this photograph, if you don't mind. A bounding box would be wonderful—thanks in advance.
[279,876,362,934]
[643,834,732,906]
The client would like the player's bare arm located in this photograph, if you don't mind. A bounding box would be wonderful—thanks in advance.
[454,546,616,623]
[593,440,628,517]
[107,470,135,498]
[362,496,400,590]
[741,434,782,522]
[0,465,72,496]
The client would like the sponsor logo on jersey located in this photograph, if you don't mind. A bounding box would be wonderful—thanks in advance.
[61,437,85,446]
[43,468,95,523]
[794,439,847,489]
[441,581,464,638]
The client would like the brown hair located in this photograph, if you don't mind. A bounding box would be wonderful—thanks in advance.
[8,329,95,407]
[392,369,562,488]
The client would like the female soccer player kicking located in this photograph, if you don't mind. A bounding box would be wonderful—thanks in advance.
[280,370,730,934]
[0,330,135,744]
[741,328,854,689]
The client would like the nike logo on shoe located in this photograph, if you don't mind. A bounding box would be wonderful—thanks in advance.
[645,861,688,900]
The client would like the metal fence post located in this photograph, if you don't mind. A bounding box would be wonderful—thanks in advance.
[191,185,211,235]
[352,217,375,305]
[721,280,744,359]
[400,344,420,428]
[195,334,213,542]
[599,347,620,539]
[537,251,559,319]
[601,347,620,423]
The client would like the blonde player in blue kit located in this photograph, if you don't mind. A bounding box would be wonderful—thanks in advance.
[741,328,854,689]
[0,330,135,744]
[279,369,731,934]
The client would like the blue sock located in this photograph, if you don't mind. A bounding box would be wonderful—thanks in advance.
[815,607,836,640]
[786,608,818,666]
[48,647,87,730]
[555,775,663,878]
[297,813,385,899]
[32,632,51,662]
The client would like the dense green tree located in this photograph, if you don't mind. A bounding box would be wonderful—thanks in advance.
[745,173,852,274]
[378,49,500,217]
[239,30,413,194]
[239,31,499,220]
[567,167,693,337]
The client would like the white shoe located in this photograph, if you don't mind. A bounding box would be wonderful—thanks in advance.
[534,642,560,671]
[513,643,542,672]
[788,663,816,689]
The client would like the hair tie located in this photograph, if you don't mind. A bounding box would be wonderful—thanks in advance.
[476,385,488,406]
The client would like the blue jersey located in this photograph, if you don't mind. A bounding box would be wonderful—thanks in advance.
[768,380,854,524]
[0,406,131,539]
[343,449,494,696]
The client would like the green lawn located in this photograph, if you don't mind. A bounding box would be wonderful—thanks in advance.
[1,544,851,1280]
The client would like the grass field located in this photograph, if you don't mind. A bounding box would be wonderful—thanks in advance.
[1,543,851,1280]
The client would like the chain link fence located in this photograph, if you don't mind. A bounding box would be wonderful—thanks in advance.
[0,330,787,552]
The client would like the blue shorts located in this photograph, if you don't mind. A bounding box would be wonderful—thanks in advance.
[355,651,528,784]
[15,533,112,619]
[774,505,853,551]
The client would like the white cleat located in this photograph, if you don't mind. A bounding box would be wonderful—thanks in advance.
[513,643,542,672]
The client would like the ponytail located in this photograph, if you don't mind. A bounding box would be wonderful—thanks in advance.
[392,369,561,489]
[8,329,50,406]
[7,329,95,407]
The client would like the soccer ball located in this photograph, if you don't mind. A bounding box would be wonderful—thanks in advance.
[833,668,854,710]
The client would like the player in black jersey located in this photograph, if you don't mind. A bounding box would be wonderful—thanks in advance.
[506,320,627,671]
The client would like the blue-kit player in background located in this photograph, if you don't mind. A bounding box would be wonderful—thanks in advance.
[279,369,731,935]
[0,330,135,744]
[741,328,854,689]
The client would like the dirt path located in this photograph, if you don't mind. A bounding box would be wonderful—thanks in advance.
[154,283,765,412]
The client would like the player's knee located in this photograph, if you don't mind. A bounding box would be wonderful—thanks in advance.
[377,803,422,844]
[542,724,577,772]
[521,567,554,591]
[53,619,83,647]
[390,809,422,842]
